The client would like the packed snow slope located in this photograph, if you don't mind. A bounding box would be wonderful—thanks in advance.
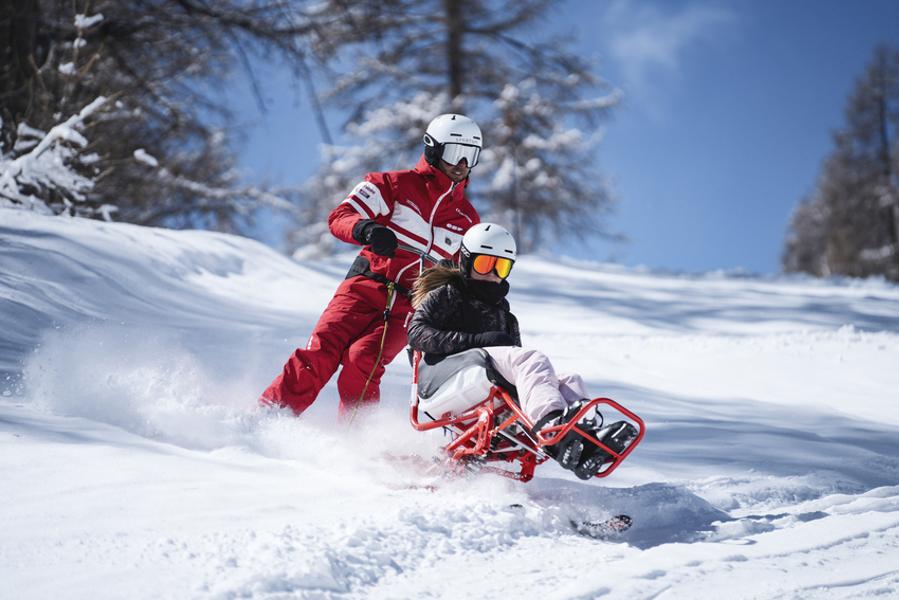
[2,208,899,600]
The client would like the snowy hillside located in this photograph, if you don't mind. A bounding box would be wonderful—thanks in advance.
[2,208,899,599]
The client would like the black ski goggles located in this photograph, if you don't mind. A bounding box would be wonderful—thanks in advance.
[441,143,480,167]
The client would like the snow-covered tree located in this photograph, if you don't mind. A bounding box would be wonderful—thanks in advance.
[0,97,111,217]
[784,45,899,280]
[0,0,335,230]
[289,0,619,255]
[782,186,831,277]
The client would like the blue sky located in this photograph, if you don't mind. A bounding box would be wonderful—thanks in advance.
[230,0,899,275]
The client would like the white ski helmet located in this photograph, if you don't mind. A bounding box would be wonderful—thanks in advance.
[423,114,482,168]
[460,222,517,278]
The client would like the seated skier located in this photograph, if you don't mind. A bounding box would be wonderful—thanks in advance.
[407,222,636,479]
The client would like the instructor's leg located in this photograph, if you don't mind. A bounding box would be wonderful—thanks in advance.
[261,279,380,415]
[337,305,411,418]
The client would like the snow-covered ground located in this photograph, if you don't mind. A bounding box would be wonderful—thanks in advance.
[2,208,898,599]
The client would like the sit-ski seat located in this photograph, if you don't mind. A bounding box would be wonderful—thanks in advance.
[416,348,517,420]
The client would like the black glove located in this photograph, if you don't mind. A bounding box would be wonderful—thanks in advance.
[472,331,515,347]
[352,220,398,257]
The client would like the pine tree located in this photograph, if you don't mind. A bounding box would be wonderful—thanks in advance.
[288,0,618,255]
[784,45,899,280]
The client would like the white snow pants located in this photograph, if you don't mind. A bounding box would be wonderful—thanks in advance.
[483,346,589,424]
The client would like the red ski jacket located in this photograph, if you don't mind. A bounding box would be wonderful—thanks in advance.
[328,155,480,292]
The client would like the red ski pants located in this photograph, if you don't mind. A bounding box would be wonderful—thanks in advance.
[261,276,412,418]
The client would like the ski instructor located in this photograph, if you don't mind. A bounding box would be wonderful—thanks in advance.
[260,114,482,419]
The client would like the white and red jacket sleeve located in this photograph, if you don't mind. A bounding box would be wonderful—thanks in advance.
[328,174,394,244]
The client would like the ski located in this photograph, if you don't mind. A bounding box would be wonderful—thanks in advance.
[507,504,632,539]
[571,514,633,539]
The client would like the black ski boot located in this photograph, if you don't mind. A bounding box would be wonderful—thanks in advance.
[535,403,638,480]
[534,401,594,474]
[571,420,639,480]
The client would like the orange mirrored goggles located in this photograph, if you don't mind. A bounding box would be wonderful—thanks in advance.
[471,254,515,279]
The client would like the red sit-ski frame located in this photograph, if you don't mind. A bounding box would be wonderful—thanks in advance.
[408,352,645,482]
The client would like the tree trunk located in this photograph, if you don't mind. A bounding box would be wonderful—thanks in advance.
[443,0,464,107]
[875,51,893,182]
[875,51,899,274]
[0,0,42,144]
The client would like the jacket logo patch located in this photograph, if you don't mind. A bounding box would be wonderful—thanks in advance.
[446,223,464,232]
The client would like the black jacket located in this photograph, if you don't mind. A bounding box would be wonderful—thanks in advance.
[407,275,521,363]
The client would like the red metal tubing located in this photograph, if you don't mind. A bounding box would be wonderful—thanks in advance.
[409,367,646,482]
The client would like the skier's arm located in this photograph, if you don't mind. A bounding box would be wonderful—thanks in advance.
[408,286,482,355]
[328,175,395,245]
